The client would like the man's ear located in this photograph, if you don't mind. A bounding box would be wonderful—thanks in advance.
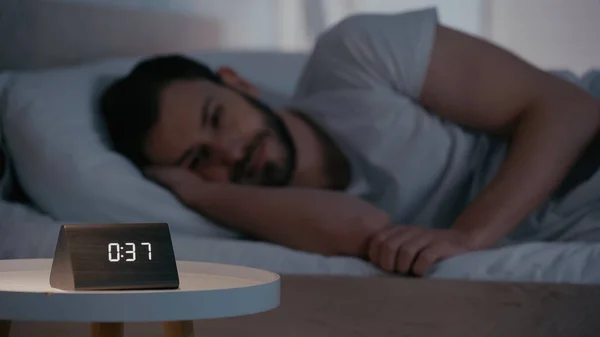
[217,66,259,98]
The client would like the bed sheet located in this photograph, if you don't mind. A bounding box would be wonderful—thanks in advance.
[2,199,600,284]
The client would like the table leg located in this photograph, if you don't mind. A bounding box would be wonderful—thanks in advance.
[90,322,124,337]
[0,321,10,337]
[162,321,194,337]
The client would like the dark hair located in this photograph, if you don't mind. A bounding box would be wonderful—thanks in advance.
[99,55,221,167]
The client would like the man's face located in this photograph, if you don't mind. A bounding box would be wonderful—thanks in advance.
[144,72,296,186]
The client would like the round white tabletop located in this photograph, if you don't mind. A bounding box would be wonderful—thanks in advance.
[0,259,280,323]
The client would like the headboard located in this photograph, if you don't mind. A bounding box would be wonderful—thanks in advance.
[0,0,221,70]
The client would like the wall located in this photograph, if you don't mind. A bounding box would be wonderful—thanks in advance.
[0,0,221,69]
[44,0,488,50]
[489,0,600,74]
[349,0,488,36]
[3,0,599,73]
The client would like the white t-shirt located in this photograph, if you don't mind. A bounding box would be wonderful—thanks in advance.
[290,8,508,228]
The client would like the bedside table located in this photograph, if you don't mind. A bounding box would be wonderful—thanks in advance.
[8,274,600,337]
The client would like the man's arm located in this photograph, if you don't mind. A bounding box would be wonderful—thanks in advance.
[302,10,600,242]
[146,167,390,257]
[421,25,600,247]
[362,19,600,276]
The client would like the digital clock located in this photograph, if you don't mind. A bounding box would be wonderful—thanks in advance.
[107,242,153,262]
[49,223,179,291]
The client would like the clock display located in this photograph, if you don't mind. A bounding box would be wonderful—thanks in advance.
[50,223,179,291]
[108,242,152,262]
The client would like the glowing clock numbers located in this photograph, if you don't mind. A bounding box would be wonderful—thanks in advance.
[107,242,152,262]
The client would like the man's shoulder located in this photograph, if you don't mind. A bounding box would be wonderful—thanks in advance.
[293,14,384,98]
[311,13,377,53]
[294,8,439,101]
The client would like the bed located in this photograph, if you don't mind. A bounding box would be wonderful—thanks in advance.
[2,0,600,284]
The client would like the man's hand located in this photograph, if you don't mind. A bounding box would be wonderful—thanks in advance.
[367,226,480,276]
[145,166,204,204]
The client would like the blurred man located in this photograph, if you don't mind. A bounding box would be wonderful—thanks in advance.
[100,8,600,276]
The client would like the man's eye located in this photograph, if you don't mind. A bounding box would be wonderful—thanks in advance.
[210,106,222,129]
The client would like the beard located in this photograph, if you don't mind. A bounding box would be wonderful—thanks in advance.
[230,92,297,187]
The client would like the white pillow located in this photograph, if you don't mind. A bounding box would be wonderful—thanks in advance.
[1,51,308,237]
